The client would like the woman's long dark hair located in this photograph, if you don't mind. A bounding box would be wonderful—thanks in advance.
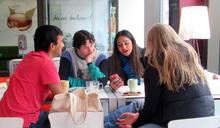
[110,30,144,81]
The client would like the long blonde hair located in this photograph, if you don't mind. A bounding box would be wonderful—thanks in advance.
[145,23,206,91]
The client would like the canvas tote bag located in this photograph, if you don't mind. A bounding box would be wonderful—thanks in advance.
[50,88,103,127]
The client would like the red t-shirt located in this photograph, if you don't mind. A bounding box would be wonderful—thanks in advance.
[0,51,60,128]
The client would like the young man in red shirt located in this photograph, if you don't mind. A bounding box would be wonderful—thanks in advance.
[0,25,64,128]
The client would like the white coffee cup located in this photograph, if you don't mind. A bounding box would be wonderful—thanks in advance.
[86,81,103,93]
[61,80,69,93]
[127,79,138,93]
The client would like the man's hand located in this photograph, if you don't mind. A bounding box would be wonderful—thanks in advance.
[85,48,96,63]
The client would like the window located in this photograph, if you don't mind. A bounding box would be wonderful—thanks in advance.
[45,0,113,55]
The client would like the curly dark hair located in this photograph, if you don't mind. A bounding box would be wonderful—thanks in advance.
[72,30,95,49]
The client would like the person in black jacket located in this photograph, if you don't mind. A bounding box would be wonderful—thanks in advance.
[104,23,214,128]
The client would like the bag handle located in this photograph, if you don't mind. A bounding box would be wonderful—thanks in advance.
[69,91,88,125]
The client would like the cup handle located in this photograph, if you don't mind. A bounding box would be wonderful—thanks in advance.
[99,83,104,90]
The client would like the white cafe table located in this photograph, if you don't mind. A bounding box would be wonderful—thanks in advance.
[103,86,118,114]
[97,87,118,116]
[69,85,145,116]
[208,79,220,115]
[208,79,220,100]
[113,85,145,108]
[206,71,220,99]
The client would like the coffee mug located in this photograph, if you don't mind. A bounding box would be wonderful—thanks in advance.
[86,81,103,93]
[127,79,138,93]
[61,80,69,93]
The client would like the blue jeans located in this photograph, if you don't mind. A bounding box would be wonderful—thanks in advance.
[104,100,144,128]
[29,111,49,128]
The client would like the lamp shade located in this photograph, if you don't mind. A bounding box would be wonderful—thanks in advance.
[178,6,210,40]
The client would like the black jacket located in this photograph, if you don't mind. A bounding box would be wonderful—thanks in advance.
[133,62,215,128]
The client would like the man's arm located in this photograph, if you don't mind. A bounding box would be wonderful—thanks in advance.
[68,76,86,87]
[47,83,64,99]
[88,63,105,80]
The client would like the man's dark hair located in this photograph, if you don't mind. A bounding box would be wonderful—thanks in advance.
[72,30,95,49]
[34,25,63,52]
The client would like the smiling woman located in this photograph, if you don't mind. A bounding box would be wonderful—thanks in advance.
[100,30,145,91]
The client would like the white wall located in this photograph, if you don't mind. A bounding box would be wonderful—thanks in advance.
[118,0,161,48]
[118,0,145,48]
[144,0,161,45]
[208,0,220,74]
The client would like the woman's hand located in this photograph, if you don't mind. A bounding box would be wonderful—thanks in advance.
[116,112,139,128]
[109,74,124,91]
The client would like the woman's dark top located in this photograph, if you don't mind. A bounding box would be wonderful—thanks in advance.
[133,61,215,128]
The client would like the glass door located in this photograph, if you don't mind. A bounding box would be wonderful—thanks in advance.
[45,0,115,55]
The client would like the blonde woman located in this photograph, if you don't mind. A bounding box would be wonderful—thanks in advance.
[105,24,214,128]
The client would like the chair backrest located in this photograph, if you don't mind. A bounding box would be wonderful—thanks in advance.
[168,116,220,128]
[0,117,24,128]
[49,112,75,128]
